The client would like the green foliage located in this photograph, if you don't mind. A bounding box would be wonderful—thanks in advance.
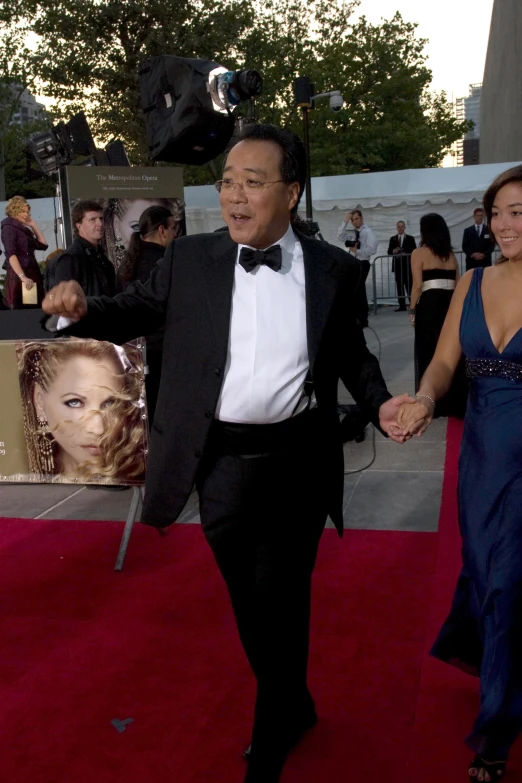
[1,0,471,189]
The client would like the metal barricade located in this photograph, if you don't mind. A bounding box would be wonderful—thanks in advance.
[370,249,503,314]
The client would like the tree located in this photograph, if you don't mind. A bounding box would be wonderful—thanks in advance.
[2,1,470,187]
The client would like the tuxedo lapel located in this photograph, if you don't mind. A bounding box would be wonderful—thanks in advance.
[300,233,341,373]
[202,233,237,353]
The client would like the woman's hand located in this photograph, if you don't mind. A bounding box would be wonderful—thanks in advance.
[397,399,434,436]
[23,277,35,290]
[409,313,415,328]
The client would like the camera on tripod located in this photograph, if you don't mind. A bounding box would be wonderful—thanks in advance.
[139,57,263,166]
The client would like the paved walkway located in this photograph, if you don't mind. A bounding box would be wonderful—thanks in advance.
[0,308,446,532]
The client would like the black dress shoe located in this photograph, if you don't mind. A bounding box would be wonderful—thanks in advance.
[243,709,318,760]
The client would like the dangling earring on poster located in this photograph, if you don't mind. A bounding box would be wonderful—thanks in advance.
[36,413,55,473]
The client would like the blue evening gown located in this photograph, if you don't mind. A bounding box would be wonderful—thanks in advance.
[431,267,522,758]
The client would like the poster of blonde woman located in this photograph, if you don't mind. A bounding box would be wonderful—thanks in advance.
[0,339,148,485]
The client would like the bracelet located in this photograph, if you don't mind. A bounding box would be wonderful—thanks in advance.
[409,308,416,314]
[19,273,26,280]
[415,393,435,408]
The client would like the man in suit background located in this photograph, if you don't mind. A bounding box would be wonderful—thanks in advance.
[462,207,496,270]
[42,124,413,783]
[337,209,378,327]
[388,220,417,312]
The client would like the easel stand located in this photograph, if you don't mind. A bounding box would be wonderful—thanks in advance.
[114,485,144,571]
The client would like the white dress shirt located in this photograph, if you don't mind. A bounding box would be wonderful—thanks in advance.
[337,222,378,261]
[215,224,314,424]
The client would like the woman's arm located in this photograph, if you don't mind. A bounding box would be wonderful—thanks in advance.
[26,218,48,249]
[408,249,423,326]
[399,270,474,433]
[7,255,35,289]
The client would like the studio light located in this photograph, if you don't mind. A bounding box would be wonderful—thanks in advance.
[139,56,263,165]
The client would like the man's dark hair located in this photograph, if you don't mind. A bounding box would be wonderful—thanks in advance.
[225,124,306,214]
[352,209,363,218]
[419,212,453,261]
[473,207,485,215]
[71,200,103,235]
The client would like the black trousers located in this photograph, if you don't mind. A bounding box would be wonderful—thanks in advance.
[465,256,493,272]
[196,410,328,747]
[394,257,412,310]
[356,258,371,327]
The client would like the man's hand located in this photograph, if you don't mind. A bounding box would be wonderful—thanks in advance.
[397,399,434,437]
[392,247,400,254]
[379,394,417,443]
[42,281,87,321]
[344,211,353,224]
[471,252,485,260]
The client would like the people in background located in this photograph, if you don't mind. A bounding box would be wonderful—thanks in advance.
[388,220,417,312]
[398,164,522,783]
[1,196,47,309]
[118,205,178,424]
[48,201,116,297]
[337,209,378,327]
[409,212,466,418]
[462,207,496,270]
[102,197,185,270]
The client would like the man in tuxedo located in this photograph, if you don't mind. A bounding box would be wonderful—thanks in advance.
[462,207,496,270]
[387,221,417,311]
[42,124,412,783]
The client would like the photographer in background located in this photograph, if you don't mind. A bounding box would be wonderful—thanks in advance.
[337,209,378,327]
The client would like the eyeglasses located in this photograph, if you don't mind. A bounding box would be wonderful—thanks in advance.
[215,178,285,194]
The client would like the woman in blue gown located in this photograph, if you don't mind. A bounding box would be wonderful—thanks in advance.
[398,165,522,781]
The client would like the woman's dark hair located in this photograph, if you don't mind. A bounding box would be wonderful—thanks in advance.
[419,213,453,261]
[483,164,522,264]
[118,205,173,284]
[224,123,307,214]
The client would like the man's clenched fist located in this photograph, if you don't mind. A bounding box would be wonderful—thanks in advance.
[42,281,88,321]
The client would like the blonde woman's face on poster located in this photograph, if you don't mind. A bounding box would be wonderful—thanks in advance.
[33,356,124,473]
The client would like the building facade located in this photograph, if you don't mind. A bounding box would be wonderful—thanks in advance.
[480,0,522,164]
[455,83,482,166]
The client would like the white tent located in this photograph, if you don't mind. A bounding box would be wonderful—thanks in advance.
[1,160,519,266]
[184,160,522,255]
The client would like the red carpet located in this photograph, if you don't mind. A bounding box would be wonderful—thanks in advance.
[0,516,437,781]
[5,418,518,782]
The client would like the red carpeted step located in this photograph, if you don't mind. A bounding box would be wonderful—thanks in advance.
[0,514,437,782]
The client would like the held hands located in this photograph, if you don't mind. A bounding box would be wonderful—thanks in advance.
[42,281,88,321]
[379,394,418,443]
[397,398,434,437]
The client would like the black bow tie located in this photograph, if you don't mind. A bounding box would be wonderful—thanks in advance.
[239,245,282,273]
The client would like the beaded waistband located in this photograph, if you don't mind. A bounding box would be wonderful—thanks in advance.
[466,358,522,382]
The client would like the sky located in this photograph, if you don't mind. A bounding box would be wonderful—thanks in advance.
[353,0,495,101]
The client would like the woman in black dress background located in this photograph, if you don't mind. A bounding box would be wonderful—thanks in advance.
[118,205,179,425]
[409,213,467,417]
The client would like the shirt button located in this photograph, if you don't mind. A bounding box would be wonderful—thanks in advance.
[214,367,221,376]
[195,450,203,459]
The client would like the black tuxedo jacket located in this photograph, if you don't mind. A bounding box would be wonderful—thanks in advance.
[462,224,496,264]
[388,234,417,272]
[62,230,391,534]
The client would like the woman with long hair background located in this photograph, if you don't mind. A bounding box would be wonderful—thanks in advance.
[117,205,179,424]
[102,197,184,270]
[409,212,466,417]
